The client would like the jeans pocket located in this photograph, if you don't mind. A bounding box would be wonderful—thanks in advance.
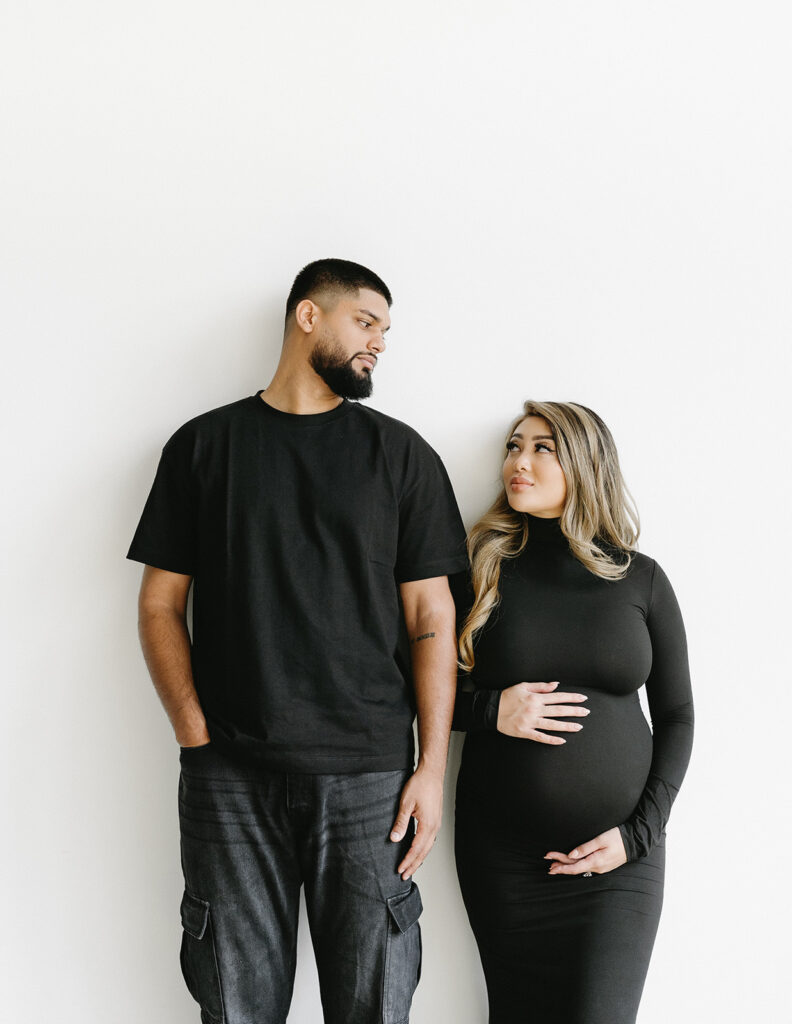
[382,882,423,1024]
[179,891,225,1024]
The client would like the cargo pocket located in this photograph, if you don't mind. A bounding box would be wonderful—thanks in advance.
[382,882,423,1024]
[179,891,225,1024]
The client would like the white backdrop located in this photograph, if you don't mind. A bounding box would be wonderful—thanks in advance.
[2,2,790,1021]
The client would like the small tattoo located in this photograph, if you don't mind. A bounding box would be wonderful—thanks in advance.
[410,632,436,644]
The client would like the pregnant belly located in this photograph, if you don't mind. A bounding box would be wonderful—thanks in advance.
[458,688,653,850]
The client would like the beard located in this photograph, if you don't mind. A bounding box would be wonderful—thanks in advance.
[309,335,374,400]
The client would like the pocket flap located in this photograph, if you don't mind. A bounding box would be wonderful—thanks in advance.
[180,891,210,940]
[386,883,423,934]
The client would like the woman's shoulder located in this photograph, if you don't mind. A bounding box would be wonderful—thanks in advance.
[628,550,657,572]
[622,551,666,604]
[623,550,657,579]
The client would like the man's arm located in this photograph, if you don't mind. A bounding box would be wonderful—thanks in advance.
[137,565,210,747]
[390,575,458,880]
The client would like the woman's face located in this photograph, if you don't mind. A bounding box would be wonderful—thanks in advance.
[503,415,567,517]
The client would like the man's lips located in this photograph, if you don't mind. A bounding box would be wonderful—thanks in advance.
[356,355,376,372]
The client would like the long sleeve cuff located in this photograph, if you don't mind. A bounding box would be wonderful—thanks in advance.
[452,687,501,732]
[473,689,501,731]
[618,773,680,861]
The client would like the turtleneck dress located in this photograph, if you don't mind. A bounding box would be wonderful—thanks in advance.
[453,515,693,1024]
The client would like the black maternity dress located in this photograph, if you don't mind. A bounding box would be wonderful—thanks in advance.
[453,515,693,1024]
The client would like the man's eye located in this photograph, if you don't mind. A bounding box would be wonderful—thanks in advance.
[359,320,371,328]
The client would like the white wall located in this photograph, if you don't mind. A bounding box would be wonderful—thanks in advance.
[3,2,790,1021]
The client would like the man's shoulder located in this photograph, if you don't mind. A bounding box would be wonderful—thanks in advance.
[348,402,434,449]
[165,395,257,446]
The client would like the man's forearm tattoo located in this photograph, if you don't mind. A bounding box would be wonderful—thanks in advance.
[410,632,436,645]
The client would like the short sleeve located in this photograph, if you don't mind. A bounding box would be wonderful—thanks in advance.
[126,428,197,575]
[393,438,467,584]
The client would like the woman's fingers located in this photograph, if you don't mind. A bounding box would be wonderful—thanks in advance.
[547,853,599,875]
[526,729,566,745]
[536,718,584,733]
[499,683,590,742]
[545,829,627,876]
[568,838,603,859]
[541,704,590,718]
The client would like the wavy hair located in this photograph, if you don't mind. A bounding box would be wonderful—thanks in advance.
[458,401,640,672]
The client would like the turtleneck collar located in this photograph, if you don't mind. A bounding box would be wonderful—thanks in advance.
[525,514,566,545]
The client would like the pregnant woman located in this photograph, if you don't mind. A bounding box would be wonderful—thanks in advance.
[453,400,694,1024]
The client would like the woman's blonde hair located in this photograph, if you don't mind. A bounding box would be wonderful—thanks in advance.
[458,400,640,672]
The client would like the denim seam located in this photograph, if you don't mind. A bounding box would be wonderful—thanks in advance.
[208,914,227,1024]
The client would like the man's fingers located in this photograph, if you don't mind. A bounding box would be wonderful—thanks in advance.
[396,833,423,878]
[390,803,415,843]
[397,824,438,878]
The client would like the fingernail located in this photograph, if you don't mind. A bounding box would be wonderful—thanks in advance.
[570,850,579,858]
[582,709,590,715]
[391,832,402,841]
[403,873,411,880]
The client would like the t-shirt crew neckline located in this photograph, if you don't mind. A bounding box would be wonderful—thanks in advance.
[254,390,352,425]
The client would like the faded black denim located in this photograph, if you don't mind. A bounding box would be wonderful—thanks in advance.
[178,745,423,1024]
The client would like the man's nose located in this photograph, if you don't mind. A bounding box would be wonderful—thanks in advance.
[368,331,386,354]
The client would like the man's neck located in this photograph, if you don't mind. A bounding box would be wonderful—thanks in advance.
[260,366,343,415]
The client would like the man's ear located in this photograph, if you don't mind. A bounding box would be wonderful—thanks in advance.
[293,298,320,335]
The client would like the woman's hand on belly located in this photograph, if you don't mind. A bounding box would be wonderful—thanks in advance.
[497,681,589,745]
[544,827,628,875]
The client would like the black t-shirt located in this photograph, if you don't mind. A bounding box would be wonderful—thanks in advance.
[128,393,468,772]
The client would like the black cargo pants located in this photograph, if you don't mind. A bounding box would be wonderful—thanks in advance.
[177,745,423,1024]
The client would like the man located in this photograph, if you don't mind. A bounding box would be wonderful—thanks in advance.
[128,259,467,1024]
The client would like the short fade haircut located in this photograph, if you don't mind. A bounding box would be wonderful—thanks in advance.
[285,258,392,323]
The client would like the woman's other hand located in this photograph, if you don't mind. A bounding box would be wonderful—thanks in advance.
[544,827,628,875]
[496,681,589,744]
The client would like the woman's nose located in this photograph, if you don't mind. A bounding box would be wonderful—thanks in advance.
[514,450,532,472]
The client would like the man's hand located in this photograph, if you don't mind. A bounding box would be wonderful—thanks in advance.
[544,827,627,875]
[390,767,444,880]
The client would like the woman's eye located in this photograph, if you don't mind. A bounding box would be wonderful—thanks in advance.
[505,441,519,452]
[535,443,554,453]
